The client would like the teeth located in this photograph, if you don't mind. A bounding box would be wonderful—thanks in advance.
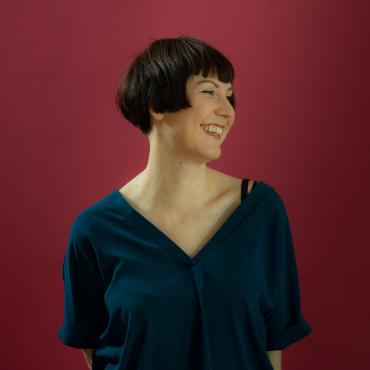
[202,125,223,134]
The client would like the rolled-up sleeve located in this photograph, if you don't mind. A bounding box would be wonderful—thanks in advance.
[264,195,312,350]
[57,216,107,348]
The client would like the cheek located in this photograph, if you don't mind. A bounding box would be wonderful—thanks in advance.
[172,123,198,144]
[191,99,210,113]
[184,125,203,146]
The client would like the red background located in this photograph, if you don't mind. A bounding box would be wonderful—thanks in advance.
[1,0,369,369]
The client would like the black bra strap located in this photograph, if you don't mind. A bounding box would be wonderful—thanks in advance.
[241,178,258,202]
[241,178,249,202]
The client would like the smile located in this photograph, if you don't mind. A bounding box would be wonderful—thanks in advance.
[200,124,223,140]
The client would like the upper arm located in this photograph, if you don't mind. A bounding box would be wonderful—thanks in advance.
[263,192,312,350]
[57,216,107,348]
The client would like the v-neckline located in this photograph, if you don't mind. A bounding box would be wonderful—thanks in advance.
[112,179,269,266]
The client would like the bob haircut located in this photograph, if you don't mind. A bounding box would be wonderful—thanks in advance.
[115,35,236,136]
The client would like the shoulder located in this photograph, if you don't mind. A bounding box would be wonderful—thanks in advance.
[69,190,118,237]
[261,181,286,207]
[235,178,289,219]
[210,169,252,194]
[259,181,292,225]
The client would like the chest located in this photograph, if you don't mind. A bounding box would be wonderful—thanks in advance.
[141,191,242,259]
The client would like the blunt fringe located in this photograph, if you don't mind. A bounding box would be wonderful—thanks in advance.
[115,35,236,135]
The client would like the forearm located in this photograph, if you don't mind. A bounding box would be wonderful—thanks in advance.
[267,350,282,370]
[81,348,93,369]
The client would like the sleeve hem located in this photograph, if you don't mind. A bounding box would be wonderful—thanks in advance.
[265,316,312,351]
[57,325,99,349]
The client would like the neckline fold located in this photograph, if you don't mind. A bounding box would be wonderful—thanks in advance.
[112,180,270,266]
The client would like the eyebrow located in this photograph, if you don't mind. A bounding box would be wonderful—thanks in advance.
[195,79,233,91]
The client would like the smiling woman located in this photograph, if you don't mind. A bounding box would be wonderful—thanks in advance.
[57,35,312,370]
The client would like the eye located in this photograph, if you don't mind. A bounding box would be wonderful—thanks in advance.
[202,90,215,96]
[202,90,233,99]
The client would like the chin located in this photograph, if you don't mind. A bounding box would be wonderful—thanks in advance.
[202,148,222,162]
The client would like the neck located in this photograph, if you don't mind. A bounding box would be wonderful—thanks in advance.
[128,142,220,214]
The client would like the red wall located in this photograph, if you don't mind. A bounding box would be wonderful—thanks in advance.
[1,0,369,369]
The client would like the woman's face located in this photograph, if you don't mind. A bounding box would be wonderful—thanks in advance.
[149,73,235,162]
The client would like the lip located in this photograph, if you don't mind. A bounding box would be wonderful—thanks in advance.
[200,123,225,128]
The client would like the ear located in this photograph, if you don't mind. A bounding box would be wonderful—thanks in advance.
[149,105,164,121]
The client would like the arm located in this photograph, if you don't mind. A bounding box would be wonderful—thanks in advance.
[81,349,93,369]
[267,350,282,370]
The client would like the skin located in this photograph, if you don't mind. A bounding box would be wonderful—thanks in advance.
[81,348,92,369]
[80,73,282,369]
[267,350,282,370]
[135,72,237,216]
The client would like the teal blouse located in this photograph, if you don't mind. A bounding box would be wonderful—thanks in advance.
[57,179,312,370]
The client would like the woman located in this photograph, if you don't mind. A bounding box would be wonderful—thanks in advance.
[57,35,312,370]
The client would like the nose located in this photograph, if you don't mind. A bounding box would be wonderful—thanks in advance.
[216,97,235,119]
